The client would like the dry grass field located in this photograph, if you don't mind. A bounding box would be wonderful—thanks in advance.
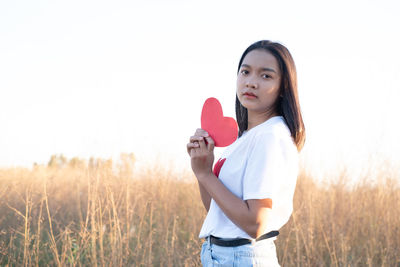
[0,154,399,266]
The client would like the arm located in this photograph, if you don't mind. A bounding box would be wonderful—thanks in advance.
[197,181,211,212]
[190,135,271,239]
[187,129,212,211]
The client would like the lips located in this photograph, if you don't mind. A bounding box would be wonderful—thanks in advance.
[243,92,257,98]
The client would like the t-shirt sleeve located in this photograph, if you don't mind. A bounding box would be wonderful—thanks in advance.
[242,132,285,201]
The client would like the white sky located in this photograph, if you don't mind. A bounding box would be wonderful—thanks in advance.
[1,0,399,179]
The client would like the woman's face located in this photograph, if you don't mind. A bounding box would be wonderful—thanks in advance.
[236,49,281,116]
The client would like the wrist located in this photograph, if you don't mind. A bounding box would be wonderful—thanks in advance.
[196,171,214,182]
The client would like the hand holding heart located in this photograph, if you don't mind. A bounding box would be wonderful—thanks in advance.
[187,128,215,179]
[187,97,238,179]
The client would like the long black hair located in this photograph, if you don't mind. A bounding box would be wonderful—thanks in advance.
[235,40,306,151]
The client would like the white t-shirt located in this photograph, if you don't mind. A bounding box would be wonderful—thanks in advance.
[199,116,299,239]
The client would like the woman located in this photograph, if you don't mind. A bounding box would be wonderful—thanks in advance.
[187,40,305,266]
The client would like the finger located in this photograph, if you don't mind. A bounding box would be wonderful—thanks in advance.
[190,143,201,157]
[187,142,200,154]
[190,135,204,143]
[187,142,199,150]
[198,138,207,150]
[195,128,209,138]
[205,136,215,151]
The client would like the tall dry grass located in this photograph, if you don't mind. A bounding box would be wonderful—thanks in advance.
[0,155,399,266]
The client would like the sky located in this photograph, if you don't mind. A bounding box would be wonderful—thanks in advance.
[1,0,399,180]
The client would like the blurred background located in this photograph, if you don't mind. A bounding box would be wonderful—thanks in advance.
[1,0,399,182]
[2,2,400,266]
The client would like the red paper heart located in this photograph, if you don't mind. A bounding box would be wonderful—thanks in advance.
[213,158,226,178]
[201,97,238,147]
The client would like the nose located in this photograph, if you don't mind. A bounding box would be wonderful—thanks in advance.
[245,80,258,89]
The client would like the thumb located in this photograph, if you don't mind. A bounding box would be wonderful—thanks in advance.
[205,136,215,151]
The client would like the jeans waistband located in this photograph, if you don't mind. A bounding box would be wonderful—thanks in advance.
[207,231,279,247]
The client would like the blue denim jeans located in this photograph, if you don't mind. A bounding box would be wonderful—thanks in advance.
[200,236,281,266]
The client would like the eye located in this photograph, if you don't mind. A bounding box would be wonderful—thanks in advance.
[240,69,249,75]
[262,74,271,79]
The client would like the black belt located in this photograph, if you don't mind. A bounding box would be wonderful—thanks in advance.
[209,231,279,247]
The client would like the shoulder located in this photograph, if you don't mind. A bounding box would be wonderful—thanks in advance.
[254,116,292,142]
[250,117,297,157]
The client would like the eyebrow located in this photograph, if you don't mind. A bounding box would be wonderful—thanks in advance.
[241,64,277,73]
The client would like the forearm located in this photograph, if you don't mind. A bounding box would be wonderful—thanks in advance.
[197,172,261,238]
[197,180,211,211]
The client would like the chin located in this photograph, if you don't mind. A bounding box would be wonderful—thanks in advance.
[239,99,256,109]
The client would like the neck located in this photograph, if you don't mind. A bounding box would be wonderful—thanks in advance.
[247,109,279,131]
